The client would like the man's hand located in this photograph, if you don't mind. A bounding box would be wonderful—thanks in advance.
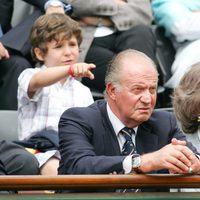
[171,138,186,146]
[139,143,200,174]
[170,138,200,173]
[0,42,9,60]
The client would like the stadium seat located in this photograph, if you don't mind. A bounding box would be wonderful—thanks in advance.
[0,110,18,141]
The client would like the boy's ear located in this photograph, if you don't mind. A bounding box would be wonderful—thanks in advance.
[34,48,45,61]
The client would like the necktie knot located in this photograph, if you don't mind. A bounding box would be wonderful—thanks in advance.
[121,127,135,141]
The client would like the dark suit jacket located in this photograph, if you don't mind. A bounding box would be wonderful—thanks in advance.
[0,0,14,33]
[58,100,198,173]
[0,0,71,56]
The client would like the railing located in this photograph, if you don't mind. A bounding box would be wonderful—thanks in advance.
[0,174,200,190]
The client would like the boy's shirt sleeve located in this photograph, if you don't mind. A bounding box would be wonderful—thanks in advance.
[18,68,42,105]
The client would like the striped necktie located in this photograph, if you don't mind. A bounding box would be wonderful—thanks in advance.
[120,127,140,192]
[121,127,136,155]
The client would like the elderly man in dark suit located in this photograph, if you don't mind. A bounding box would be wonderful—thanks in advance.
[58,49,200,192]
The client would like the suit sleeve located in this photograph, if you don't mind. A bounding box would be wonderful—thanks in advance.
[58,108,125,175]
[65,0,118,16]
[22,0,48,11]
[0,0,13,33]
[22,0,71,12]
[111,0,153,31]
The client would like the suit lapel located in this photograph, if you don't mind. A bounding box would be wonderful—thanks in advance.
[136,123,159,154]
[98,101,121,155]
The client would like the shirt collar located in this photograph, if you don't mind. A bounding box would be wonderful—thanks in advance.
[106,103,137,137]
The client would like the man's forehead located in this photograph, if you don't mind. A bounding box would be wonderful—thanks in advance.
[125,77,158,86]
[122,56,157,74]
[123,65,158,80]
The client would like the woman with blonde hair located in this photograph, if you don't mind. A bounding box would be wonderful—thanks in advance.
[173,62,200,152]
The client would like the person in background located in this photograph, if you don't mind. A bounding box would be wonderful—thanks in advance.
[65,0,158,93]
[0,0,71,110]
[0,140,39,193]
[17,13,95,175]
[58,49,200,193]
[151,0,200,89]
[0,140,39,175]
[172,62,200,192]
[173,62,200,152]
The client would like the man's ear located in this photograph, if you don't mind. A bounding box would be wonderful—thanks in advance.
[34,47,45,61]
[106,82,117,100]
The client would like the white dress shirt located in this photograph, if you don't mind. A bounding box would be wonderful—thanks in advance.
[106,103,137,173]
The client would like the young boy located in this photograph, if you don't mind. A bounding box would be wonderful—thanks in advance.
[17,13,96,175]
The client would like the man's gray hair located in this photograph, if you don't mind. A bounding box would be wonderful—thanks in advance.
[104,49,157,94]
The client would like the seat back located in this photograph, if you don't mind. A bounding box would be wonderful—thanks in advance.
[154,26,176,83]
[0,110,18,141]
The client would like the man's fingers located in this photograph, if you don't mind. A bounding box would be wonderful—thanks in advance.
[171,138,186,146]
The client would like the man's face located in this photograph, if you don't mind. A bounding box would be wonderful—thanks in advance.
[109,55,158,127]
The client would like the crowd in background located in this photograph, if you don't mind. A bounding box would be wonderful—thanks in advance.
[1,0,200,194]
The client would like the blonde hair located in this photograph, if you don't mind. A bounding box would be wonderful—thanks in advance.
[172,63,200,133]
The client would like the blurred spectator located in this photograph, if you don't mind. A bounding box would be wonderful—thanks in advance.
[172,62,200,192]
[173,62,200,152]
[0,140,39,175]
[0,0,71,110]
[0,140,39,193]
[65,0,157,93]
[152,0,200,89]
[0,0,13,34]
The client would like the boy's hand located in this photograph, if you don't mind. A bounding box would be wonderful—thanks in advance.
[69,63,96,80]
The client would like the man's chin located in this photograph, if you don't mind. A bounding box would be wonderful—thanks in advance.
[137,113,151,122]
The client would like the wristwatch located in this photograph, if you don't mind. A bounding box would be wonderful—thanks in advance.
[131,154,142,173]
[44,0,64,10]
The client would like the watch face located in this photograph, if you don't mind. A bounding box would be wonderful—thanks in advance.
[132,156,141,168]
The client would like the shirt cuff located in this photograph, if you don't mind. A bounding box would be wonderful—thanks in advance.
[44,0,72,14]
[44,0,63,10]
[122,155,132,174]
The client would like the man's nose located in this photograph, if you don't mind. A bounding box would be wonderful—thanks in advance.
[140,90,151,103]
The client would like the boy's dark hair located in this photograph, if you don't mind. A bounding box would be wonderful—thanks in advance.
[30,13,82,62]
